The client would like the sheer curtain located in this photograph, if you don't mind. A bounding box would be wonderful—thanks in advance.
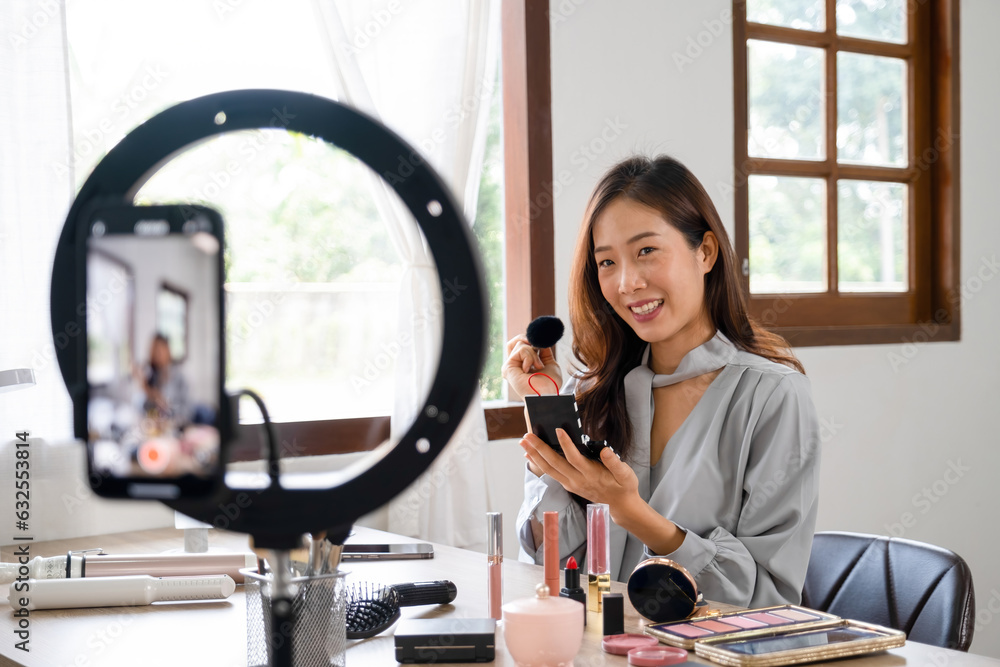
[0,1,75,438]
[0,2,179,540]
[314,0,500,550]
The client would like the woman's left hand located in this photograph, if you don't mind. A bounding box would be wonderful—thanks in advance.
[519,429,639,509]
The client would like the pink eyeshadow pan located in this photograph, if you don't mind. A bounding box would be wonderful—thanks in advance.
[744,612,794,625]
[665,624,713,638]
[691,619,741,633]
[771,609,820,622]
[716,615,767,629]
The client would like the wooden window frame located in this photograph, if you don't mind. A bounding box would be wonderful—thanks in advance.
[156,282,189,363]
[229,0,551,460]
[733,0,960,347]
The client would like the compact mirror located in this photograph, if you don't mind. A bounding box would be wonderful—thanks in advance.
[627,557,700,623]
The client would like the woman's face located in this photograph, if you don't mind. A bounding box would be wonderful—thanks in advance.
[151,339,171,367]
[592,197,716,346]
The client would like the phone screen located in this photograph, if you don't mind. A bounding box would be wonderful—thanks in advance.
[341,543,435,560]
[716,627,885,655]
[82,204,227,497]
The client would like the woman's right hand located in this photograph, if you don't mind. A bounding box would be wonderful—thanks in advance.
[502,334,563,400]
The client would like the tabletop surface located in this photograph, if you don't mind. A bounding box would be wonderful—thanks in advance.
[1,526,996,667]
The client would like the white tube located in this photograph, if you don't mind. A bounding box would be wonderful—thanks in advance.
[9,574,236,610]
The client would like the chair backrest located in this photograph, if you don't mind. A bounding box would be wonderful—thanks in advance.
[802,531,975,651]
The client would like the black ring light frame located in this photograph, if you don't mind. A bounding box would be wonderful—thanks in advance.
[51,89,488,550]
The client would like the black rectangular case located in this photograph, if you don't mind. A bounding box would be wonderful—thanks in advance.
[394,618,496,663]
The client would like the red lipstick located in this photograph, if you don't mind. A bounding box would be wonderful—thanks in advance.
[559,556,587,626]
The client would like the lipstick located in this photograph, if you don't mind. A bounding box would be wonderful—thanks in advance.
[487,512,503,620]
[543,511,559,595]
[587,503,611,612]
[559,556,587,625]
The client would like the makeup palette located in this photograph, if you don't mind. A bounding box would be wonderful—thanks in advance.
[644,605,841,649]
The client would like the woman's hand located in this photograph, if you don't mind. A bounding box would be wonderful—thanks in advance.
[522,429,686,555]
[502,334,563,400]
[519,428,639,512]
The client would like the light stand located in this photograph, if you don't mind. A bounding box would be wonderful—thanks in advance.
[50,89,487,667]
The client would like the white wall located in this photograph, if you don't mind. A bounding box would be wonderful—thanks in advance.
[501,0,1000,657]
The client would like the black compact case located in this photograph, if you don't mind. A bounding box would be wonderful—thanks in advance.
[524,394,610,460]
[394,618,496,663]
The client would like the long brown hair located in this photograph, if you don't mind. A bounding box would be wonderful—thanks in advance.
[569,155,803,461]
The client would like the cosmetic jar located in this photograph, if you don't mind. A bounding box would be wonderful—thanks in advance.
[502,583,584,666]
[626,557,699,623]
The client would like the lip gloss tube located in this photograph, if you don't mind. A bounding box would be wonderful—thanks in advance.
[543,511,559,594]
[487,512,503,620]
[587,503,611,612]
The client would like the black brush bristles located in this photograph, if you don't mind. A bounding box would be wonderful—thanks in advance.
[526,315,564,349]
[345,582,400,639]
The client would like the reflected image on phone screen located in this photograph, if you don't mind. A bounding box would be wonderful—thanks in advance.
[85,208,223,487]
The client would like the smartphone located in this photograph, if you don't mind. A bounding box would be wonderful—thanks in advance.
[78,203,230,498]
[341,543,435,560]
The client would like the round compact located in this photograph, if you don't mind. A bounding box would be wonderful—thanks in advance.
[628,646,689,667]
[627,557,699,623]
[601,633,660,656]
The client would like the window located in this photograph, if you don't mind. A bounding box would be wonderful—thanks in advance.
[66,0,553,451]
[733,0,959,346]
[156,284,188,363]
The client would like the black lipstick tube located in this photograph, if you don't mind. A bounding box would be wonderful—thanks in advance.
[559,562,587,626]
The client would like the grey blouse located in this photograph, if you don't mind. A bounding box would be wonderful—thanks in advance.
[516,332,821,608]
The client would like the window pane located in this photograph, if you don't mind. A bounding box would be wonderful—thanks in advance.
[473,74,505,402]
[747,0,825,31]
[748,40,826,160]
[838,180,907,292]
[749,175,827,293]
[836,0,907,43]
[135,132,431,422]
[67,0,506,417]
[837,52,907,166]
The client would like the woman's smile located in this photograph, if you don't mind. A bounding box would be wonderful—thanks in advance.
[627,298,664,321]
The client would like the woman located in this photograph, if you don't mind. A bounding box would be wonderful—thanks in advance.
[503,155,820,607]
[140,333,191,424]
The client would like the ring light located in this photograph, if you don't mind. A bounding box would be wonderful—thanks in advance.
[50,89,487,548]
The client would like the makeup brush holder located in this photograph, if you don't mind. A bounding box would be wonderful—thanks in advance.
[243,567,348,667]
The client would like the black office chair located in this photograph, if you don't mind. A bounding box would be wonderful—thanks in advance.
[802,531,975,651]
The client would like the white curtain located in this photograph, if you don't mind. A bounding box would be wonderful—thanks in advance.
[0,0,75,439]
[314,0,500,551]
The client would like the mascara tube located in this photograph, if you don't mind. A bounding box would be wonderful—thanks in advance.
[487,512,503,620]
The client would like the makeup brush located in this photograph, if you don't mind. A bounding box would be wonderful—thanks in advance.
[345,580,457,639]
[526,315,564,349]
[321,525,352,575]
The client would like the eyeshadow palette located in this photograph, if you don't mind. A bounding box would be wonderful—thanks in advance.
[643,605,841,649]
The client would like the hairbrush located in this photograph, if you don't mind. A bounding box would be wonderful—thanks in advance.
[345,580,457,639]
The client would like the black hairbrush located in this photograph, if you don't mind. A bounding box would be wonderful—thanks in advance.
[345,580,457,639]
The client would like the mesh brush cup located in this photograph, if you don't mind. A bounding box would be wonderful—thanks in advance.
[243,567,347,667]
